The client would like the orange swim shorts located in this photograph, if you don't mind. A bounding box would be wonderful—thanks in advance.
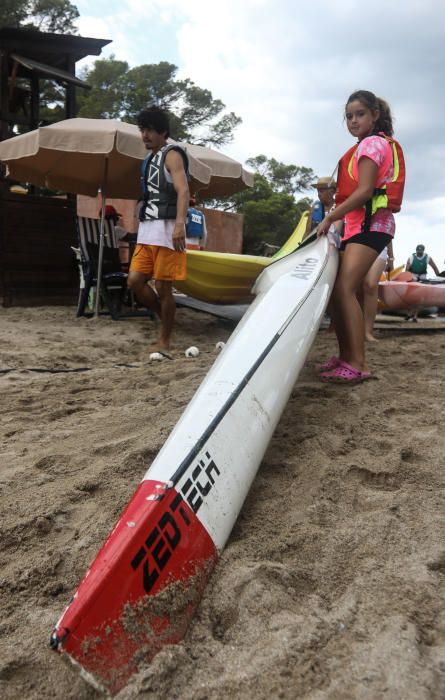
[129,244,187,281]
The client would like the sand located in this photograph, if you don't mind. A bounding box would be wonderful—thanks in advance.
[0,306,444,700]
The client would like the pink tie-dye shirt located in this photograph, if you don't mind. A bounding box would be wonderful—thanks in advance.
[343,134,395,240]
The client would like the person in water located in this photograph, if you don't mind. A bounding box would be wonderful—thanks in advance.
[316,90,404,383]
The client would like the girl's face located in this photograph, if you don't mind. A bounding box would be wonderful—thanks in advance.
[345,99,379,141]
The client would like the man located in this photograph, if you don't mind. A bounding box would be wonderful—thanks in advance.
[303,176,336,240]
[128,106,189,355]
[101,204,138,269]
[405,244,440,321]
[101,204,128,241]
[185,197,207,250]
[406,244,440,281]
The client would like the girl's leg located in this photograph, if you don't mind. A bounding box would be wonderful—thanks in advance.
[331,243,378,371]
[362,256,387,341]
[325,250,343,332]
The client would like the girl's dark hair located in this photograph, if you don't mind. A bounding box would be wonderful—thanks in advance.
[346,89,394,137]
[137,106,170,137]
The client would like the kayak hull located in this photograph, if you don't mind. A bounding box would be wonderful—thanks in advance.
[379,279,445,310]
[175,249,268,303]
[51,234,338,694]
[175,211,309,304]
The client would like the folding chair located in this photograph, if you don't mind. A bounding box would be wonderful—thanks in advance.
[75,216,128,319]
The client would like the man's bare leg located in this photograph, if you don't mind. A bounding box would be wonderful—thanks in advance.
[151,280,176,351]
[128,271,161,317]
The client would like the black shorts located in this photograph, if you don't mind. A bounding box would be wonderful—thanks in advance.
[339,231,393,254]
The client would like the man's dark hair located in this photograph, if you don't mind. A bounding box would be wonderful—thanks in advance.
[137,106,170,137]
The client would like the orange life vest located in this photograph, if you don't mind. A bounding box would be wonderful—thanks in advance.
[335,135,406,214]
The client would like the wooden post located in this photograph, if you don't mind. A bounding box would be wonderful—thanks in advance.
[30,72,39,132]
[0,50,11,140]
[65,55,76,119]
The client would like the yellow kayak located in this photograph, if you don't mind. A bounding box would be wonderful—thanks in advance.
[175,211,309,303]
[379,264,404,281]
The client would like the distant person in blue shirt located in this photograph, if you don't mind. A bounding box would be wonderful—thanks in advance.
[185,197,207,250]
[304,176,336,238]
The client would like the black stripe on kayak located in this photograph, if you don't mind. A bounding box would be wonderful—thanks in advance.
[169,246,330,487]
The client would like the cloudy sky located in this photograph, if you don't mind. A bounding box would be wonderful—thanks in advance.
[75,0,445,270]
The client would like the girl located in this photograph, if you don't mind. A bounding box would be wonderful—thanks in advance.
[316,90,400,382]
[362,242,394,342]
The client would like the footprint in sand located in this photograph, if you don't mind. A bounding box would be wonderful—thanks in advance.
[48,407,81,420]
[346,465,402,491]
[426,553,445,573]
[74,479,100,495]
[33,454,77,476]
[0,658,38,683]
[118,448,158,475]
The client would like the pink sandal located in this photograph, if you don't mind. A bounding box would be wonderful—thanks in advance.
[319,356,341,373]
[320,360,372,384]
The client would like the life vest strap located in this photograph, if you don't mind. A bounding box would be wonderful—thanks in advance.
[362,188,386,234]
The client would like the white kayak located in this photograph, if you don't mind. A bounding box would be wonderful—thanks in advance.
[50,234,338,694]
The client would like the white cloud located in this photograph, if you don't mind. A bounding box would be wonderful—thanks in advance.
[73,0,445,268]
[396,198,445,270]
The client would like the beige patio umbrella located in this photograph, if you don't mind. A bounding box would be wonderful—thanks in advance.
[0,118,212,197]
[170,139,254,198]
[0,119,253,315]
[0,118,212,317]
[0,120,253,200]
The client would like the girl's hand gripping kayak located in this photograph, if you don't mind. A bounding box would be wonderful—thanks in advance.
[316,214,333,237]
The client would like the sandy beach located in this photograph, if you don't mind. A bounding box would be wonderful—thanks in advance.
[0,305,444,699]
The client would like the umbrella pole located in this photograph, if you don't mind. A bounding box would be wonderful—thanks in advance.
[94,160,109,319]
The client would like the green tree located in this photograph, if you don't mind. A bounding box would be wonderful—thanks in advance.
[77,57,130,119]
[0,1,29,28]
[77,59,241,147]
[0,0,79,33]
[244,155,314,196]
[0,2,80,132]
[205,155,314,253]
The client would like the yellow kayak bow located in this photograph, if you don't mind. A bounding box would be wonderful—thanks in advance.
[175,212,309,303]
